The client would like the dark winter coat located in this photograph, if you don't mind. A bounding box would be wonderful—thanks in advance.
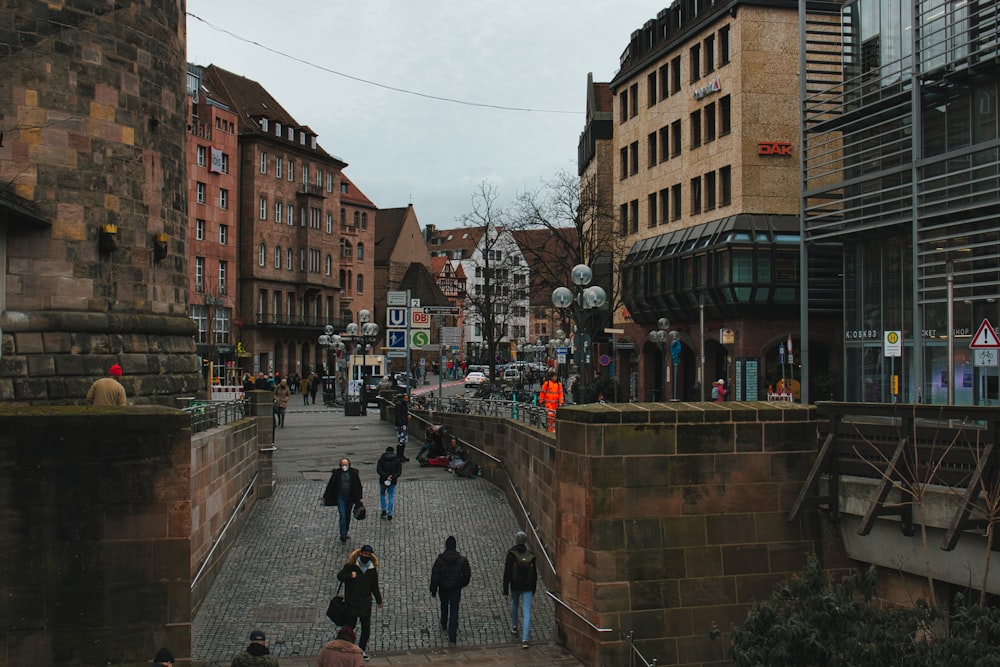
[394,397,409,427]
[430,546,471,595]
[502,543,538,594]
[323,467,363,506]
[377,450,403,486]
[337,549,383,615]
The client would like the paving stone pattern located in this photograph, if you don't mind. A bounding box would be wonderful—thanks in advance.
[193,401,570,666]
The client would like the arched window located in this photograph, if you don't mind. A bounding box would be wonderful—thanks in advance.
[357,243,364,260]
[274,246,281,268]
[361,212,368,229]
[259,243,265,266]
[286,248,293,269]
[353,211,360,227]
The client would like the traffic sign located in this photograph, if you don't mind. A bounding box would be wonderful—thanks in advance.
[387,291,408,306]
[411,330,430,349]
[970,319,1000,349]
[387,329,407,350]
[884,330,902,357]
[974,348,999,367]
[386,307,407,328]
[423,306,461,315]
[411,310,430,328]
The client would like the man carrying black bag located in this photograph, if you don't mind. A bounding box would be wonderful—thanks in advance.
[337,544,383,661]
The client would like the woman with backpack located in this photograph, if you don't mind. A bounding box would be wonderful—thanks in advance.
[502,530,537,649]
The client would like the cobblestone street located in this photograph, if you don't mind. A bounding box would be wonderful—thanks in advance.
[193,396,578,666]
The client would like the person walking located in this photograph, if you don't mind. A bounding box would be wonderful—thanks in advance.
[376,446,402,520]
[323,457,364,543]
[301,373,312,405]
[712,378,728,402]
[86,364,127,406]
[429,535,471,645]
[315,626,364,667]
[273,378,291,427]
[309,372,320,404]
[231,629,278,667]
[502,530,538,649]
[538,371,564,432]
[288,372,300,395]
[337,545,383,661]
[394,393,410,462]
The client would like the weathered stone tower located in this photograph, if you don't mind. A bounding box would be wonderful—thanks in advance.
[0,1,201,405]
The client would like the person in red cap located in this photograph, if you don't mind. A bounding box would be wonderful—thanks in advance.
[86,364,127,406]
[315,626,363,666]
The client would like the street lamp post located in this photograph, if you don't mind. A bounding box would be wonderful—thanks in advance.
[346,309,379,416]
[552,264,606,404]
[649,317,681,401]
[317,325,345,404]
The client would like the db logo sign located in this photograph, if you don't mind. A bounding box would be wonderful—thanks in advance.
[411,311,431,327]
[758,141,792,156]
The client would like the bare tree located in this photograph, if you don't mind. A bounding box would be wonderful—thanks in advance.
[457,181,530,380]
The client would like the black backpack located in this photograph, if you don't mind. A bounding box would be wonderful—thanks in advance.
[509,548,536,588]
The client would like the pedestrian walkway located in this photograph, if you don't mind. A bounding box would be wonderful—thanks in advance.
[192,399,580,666]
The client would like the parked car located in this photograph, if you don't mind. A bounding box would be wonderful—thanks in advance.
[501,368,521,384]
[363,375,384,406]
[464,371,488,388]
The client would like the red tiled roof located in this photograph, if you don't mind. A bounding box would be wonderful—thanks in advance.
[340,173,375,208]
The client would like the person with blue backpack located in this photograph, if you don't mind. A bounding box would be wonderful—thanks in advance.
[502,530,537,649]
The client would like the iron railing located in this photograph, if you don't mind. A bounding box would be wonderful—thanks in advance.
[409,393,550,429]
[622,630,658,666]
[180,398,248,434]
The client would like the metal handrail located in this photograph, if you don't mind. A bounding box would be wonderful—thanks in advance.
[623,629,658,666]
[191,472,258,590]
[546,591,613,633]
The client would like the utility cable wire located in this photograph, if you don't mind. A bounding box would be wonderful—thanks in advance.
[187,12,581,115]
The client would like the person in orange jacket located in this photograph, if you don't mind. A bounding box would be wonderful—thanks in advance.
[538,371,564,432]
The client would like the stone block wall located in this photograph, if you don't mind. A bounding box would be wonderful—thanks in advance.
[0,407,192,667]
[555,402,823,666]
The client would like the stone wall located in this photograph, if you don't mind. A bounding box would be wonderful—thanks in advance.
[0,407,192,667]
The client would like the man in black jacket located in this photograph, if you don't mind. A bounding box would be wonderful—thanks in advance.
[337,545,383,661]
[502,530,538,649]
[429,535,471,644]
[376,447,402,520]
[323,457,364,543]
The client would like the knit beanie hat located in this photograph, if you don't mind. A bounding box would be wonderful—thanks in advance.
[515,530,527,545]
[445,535,457,550]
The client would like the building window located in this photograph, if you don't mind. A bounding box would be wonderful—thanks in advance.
[630,199,639,234]
[720,165,732,206]
[326,213,333,233]
[327,173,333,192]
[620,146,628,180]
[691,176,702,214]
[218,260,227,294]
[619,91,628,123]
[671,183,682,220]
[316,169,323,188]
[720,95,732,135]
[340,182,348,194]
[196,218,205,240]
[659,64,670,101]
[705,171,717,211]
[361,212,368,229]
[690,111,702,148]
[704,34,715,74]
[275,201,282,222]
[630,141,639,175]
[340,208,346,225]
[300,249,306,271]
[326,254,332,276]
[647,71,657,107]
[671,56,681,94]
[659,126,669,162]
[620,203,629,236]
[195,256,204,289]
[259,197,267,220]
[196,182,205,203]
[302,164,309,185]
[197,145,206,167]
[357,242,364,260]
[659,188,670,225]
[671,119,682,156]
[287,160,294,182]
[276,156,283,179]
[647,132,657,167]
[690,44,701,83]
[275,246,281,269]
[259,243,265,266]
[629,83,638,117]
[353,211,360,227]
[648,193,657,228]
[219,224,228,245]
[219,153,229,173]
[260,151,267,173]
[286,203,293,225]
[719,25,731,66]
[705,102,716,143]
[219,188,228,209]
[356,274,364,294]
[286,248,293,269]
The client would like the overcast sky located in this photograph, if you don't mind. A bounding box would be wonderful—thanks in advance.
[185,1,656,227]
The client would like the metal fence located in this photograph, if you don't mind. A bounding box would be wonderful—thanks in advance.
[409,393,551,429]
[180,399,248,434]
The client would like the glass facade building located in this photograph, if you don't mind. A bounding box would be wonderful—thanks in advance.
[801,0,1000,404]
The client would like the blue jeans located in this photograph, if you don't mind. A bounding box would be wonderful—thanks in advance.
[510,590,533,642]
[379,483,396,516]
[439,588,462,642]
[336,495,352,538]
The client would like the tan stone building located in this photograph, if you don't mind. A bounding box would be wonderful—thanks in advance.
[201,65,374,380]
[610,0,841,402]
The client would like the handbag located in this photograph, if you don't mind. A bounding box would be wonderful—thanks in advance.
[352,502,367,521]
[326,582,351,625]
